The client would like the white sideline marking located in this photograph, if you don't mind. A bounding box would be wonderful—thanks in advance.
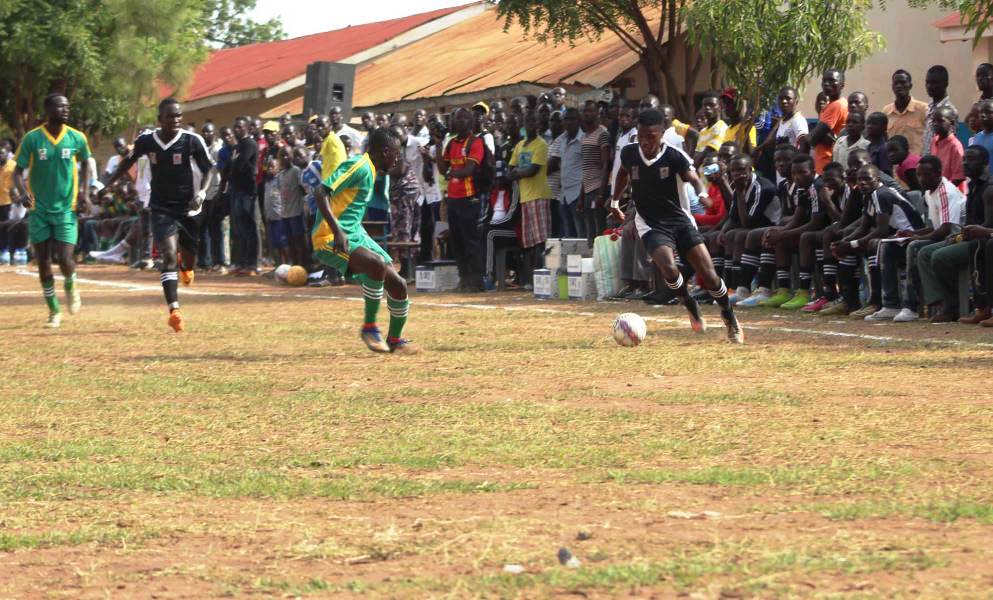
[13,269,993,349]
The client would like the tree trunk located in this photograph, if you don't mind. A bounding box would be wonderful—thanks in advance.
[641,41,693,119]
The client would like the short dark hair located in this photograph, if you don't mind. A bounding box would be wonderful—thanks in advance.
[918,154,942,174]
[967,144,991,163]
[43,93,65,109]
[892,69,912,81]
[858,163,881,178]
[927,65,949,83]
[637,108,664,127]
[977,63,993,74]
[367,127,400,154]
[792,154,814,170]
[823,161,845,173]
[778,86,798,97]
[158,97,180,116]
[700,90,721,103]
[563,107,580,119]
[887,135,909,152]
[730,153,753,166]
[824,69,845,81]
[774,143,796,156]
[867,112,888,126]
[848,148,871,164]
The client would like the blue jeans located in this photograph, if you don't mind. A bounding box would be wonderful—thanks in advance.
[556,199,586,240]
[231,190,258,269]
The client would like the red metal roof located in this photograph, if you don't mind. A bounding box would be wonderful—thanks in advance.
[932,11,964,29]
[183,4,474,102]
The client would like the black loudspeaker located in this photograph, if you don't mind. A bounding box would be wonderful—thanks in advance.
[303,62,356,120]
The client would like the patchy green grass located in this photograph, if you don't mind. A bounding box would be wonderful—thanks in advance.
[1,268,992,598]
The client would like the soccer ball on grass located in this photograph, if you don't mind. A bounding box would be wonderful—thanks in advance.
[612,313,647,347]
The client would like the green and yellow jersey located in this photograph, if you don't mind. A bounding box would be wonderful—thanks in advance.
[14,124,91,214]
[312,153,377,249]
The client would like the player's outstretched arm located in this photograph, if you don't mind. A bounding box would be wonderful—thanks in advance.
[609,167,629,223]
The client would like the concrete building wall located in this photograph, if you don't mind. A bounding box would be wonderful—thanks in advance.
[798,1,974,119]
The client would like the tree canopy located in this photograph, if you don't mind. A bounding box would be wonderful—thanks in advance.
[686,0,884,131]
[905,0,993,43]
[0,0,284,139]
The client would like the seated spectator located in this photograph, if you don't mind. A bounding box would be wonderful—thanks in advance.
[86,181,142,264]
[827,165,924,318]
[872,155,966,322]
[694,153,729,231]
[887,135,921,191]
[929,105,965,185]
[482,143,521,289]
[919,146,993,323]
[796,162,847,309]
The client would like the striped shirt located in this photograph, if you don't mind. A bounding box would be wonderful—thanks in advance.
[580,125,609,194]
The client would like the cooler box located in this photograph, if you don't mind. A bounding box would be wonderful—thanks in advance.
[545,238,590,273]
[533,269,554,299]
[415,260,459,292]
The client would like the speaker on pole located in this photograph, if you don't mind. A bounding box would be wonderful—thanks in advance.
[303,62,356,120]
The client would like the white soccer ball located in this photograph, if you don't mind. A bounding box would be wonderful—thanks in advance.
[612,313,647,347]
[274,264,292,284]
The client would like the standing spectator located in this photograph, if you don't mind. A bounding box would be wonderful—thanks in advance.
[418,121,447,264]
[971,99,993,173]
[439,107,486,292]
[579,100,610,242]
[277,148,308,270]
[721,89,756,155]
[550,87,567,113]
[815,91,830,116]
[882,70,929,156]
[101,138,132,184]
[197,123,225,272]
[865,112,892,175]
[929,105,965,185]
[922,65,957,157]
[694,91,729,161]
[329,106,364,155]
[755,87,809,159]
[0,140,16,265]
[317,116,347,182]
[229,116,259,276]
[977,63,993,102]
[410,109,430,145]
[548,107,585,238]
[546,111,565,235]
[610,107,637,198]
[832,111,869,170]
[262,157,287,265]
[810,69,849,174]
[388,128,422,278]
[661,104,696,154]
[848,91,869,114]
[508,110,552,286]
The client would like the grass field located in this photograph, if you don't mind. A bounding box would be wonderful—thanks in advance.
[1,265,992,598]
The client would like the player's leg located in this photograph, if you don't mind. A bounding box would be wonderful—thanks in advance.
[177,215,201,287]
[348,246,417,354]
[28,212,62,327]
[737,227,771,306]
[54,240,80,315]
[777,231,812,309]
[683,238,744,344]
[647,240,707,332]
[799,230,828,311]
[850,239,882,318]
[158,233,184,331]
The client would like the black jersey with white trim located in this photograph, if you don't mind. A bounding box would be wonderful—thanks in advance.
[727,175,780,228]
[620,142,695,228]
[128,129,214,216]
[865,186,924,232]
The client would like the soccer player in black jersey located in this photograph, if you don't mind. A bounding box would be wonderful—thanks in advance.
[106,98,215,332]
[610,109,743,343]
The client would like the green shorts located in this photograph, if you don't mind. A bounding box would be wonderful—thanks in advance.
[313,227,391,276]
[29,211,78,245]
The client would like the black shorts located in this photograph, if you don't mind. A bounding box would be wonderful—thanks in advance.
[151,210,201,253]
[640,220,705,257]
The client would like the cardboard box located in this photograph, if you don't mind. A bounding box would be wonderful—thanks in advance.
[568,272,597,301]
[415,261,459,292]
[533,269,554,299]
[545,238,590,273]
[566,254,583,274]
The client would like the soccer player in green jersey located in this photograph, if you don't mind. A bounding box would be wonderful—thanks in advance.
[12,94,91,328]
[312,128,418,355]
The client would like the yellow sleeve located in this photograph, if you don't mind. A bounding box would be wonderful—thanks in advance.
[320,134,347,181]
[532,139,548,166]
[673,120,690,137]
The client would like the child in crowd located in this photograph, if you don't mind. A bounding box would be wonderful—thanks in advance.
[263,156,289,266]
[278,148,309,269]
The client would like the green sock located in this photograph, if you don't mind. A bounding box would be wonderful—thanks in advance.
[360,276,384,327]
[41,279,60,313]
[64,272,77,296]
[386,294,410,340]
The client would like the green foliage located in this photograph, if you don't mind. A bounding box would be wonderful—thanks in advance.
[905,0,993,44]
[203,0,285,48]
[0,0,283,138]
[686,0,884,117]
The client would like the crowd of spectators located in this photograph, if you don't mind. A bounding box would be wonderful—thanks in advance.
[4,62,993,326]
